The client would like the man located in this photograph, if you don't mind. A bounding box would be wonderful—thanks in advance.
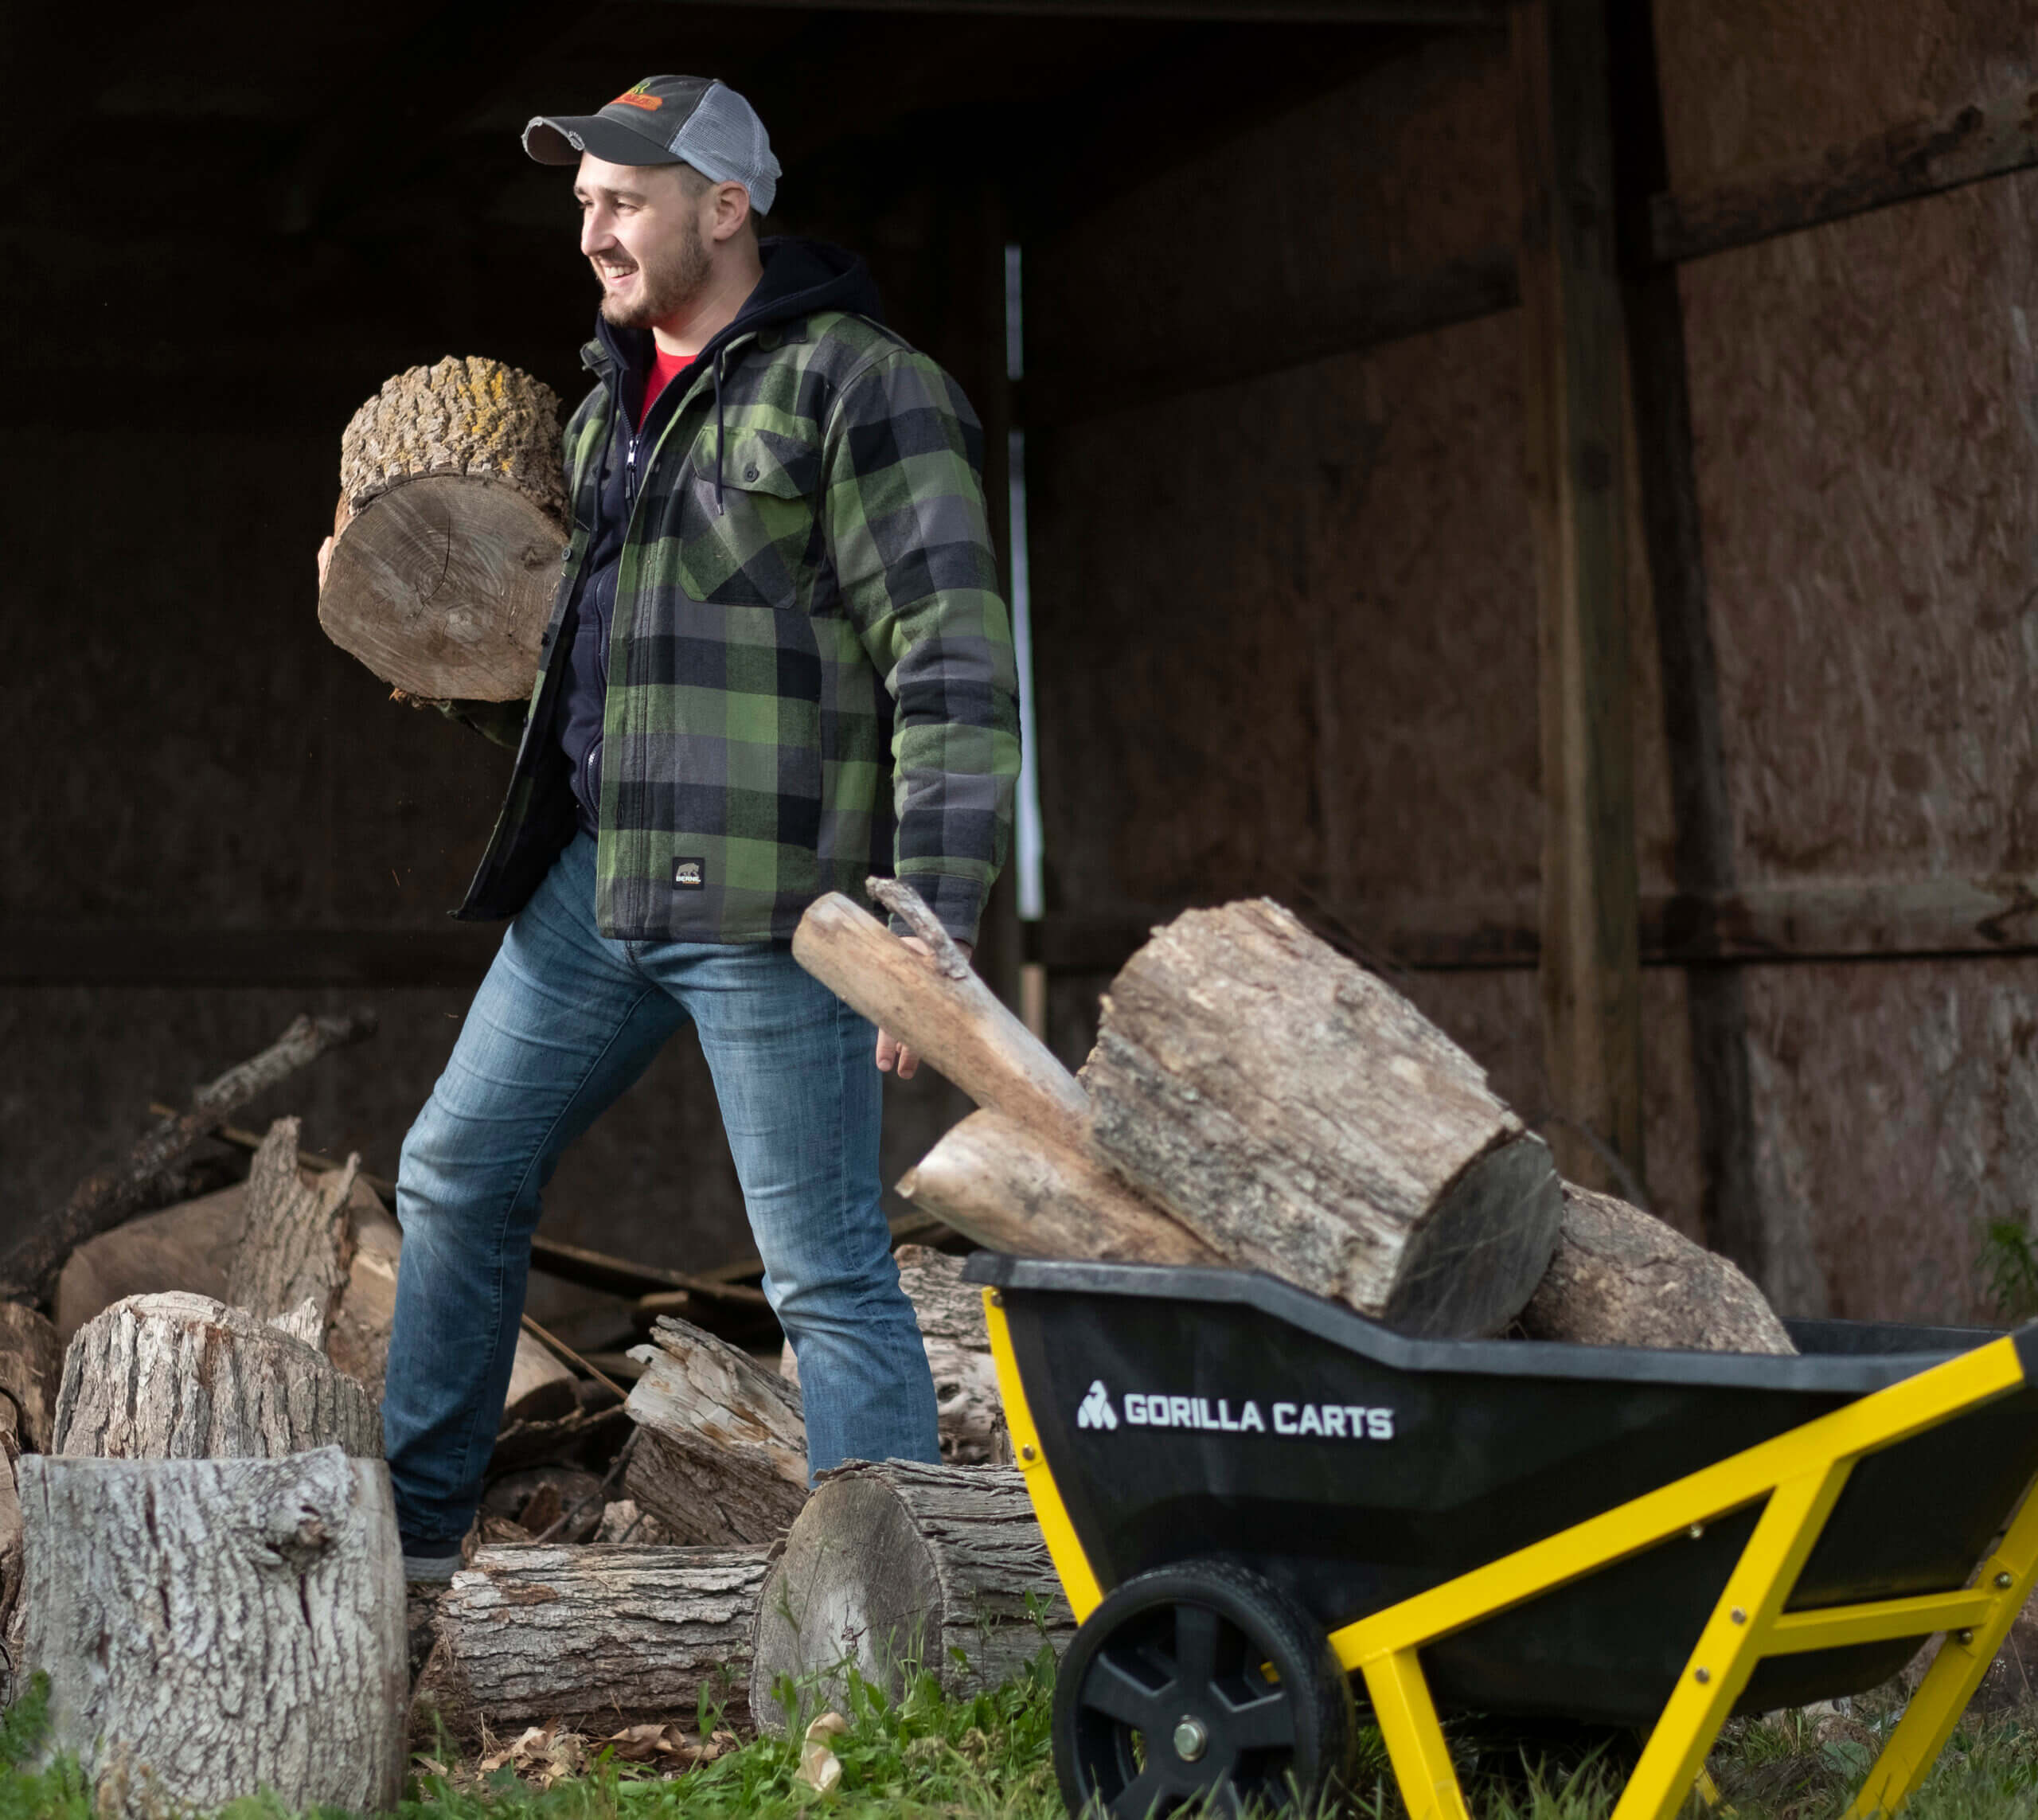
[371,75,1020,1581]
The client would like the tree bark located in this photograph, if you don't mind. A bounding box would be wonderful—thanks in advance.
[0,1303,61,1455]
[1518,1185,1796,1353]
[0,1401,21,1651]
[749,1460,1073,1734]
[1083,900,1564,1337]
[897,1110,1221,1268]
[53,1292,381,1459]
[623,1314,808,1546]
[18,1446,406,1817]
[415,1544,769,1741]
[320,357,568,701]
[792,892,1093,1152]
[0,1009,378,1306]
[782,1246,1010,1465]
[228,1117,358,1339]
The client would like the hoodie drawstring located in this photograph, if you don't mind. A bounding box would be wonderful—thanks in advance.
[713,348,728,511]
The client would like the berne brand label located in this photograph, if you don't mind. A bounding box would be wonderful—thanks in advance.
[1075,1379,1393,1441]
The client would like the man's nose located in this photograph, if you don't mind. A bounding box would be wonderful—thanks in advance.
[580,210,614,256]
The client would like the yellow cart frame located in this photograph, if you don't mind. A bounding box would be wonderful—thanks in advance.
[986,1291,2038,1820]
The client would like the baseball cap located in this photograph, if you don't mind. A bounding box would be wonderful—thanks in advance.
[523,76,781,214]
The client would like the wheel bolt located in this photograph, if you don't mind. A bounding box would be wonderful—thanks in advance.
[1173,1717,1208,1762]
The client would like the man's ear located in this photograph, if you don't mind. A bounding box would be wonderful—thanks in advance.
[709,180,753,245]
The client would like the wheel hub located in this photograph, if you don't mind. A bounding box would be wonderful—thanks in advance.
[1173,1717,1208,1763]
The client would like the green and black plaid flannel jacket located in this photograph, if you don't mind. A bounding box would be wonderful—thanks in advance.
[455,309,1021,947]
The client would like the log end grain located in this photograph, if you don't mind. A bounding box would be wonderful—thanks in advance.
[1518,1185,1798,1354]
[1380,1132,1564,1338]
[748,1461,1072,1735]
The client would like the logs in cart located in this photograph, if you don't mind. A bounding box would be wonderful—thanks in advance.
[802,887,1792,1353]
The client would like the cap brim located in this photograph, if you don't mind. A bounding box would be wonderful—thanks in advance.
[522,113,681,167]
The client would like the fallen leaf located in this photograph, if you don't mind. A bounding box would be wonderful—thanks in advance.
[798,1711,849,1794]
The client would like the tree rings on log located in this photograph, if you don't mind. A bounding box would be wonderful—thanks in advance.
[748,1460,1073,1732]
[319,356,568,702]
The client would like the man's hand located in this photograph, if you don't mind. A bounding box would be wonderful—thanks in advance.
[876,935,972,1080]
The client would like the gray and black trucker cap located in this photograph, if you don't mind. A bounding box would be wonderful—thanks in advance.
[524,75,781,214]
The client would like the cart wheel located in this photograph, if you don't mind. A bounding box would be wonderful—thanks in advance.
[1052,1560,1355,1818]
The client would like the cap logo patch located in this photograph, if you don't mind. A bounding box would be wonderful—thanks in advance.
[613,84,663,111]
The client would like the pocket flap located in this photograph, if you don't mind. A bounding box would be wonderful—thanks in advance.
[712,430,818,500]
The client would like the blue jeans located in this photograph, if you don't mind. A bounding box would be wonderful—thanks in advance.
[381,832,939,1551]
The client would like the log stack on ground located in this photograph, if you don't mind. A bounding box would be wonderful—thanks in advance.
[623,1314,808,1545]
[0,1303,61,1456]
[319,357,568,701]
[416,1544,771,1742]
[18,1445,406,1818]
[53,1293,381,1459]
[748,1460,1074,1732]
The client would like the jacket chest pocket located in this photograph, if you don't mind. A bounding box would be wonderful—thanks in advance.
[675,429,822,611]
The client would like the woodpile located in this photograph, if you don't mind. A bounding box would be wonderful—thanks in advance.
[0,882,1814,1801]
[318,357,569,702]
[803,886,1791,1353]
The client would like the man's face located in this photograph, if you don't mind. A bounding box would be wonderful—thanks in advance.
[573,154,710,330]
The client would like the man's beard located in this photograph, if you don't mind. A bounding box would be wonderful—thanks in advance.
[598,214,712,329]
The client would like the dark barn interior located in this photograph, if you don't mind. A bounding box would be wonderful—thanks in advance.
[8,0,2038,1342]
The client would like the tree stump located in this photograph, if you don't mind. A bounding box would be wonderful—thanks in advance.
[416,1544,769,1740]
[750,1461,1072,1732]
[1518,1185,1797,1353]
[319,357,568,702]
[624,1315,807,1545]
[1083,899,1564,1337]
[53,1292,381,1459]
[18,1445,405,1818]
[0,1302,61,1455]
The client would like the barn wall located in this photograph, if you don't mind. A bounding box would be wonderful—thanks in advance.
[1025,28,1702,1236]
[1026,3,2038,1321]
[1653,0,2038,1318]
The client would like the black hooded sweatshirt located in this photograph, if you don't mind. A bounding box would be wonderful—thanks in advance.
[554,237,884,835]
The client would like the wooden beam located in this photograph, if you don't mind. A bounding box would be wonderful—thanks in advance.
[1034,877,2038,975]
[1513,0,1642,1191]
[0,928,501,989]
[1651,84,2038,267]
[1020,250,1517,428]
[634,1,1501,18]
[1608,4,1763,1276]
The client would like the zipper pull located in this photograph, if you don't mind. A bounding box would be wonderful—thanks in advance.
[626,435,638,502]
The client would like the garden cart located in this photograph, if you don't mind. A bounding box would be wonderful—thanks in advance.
[969,1254,2038,1820]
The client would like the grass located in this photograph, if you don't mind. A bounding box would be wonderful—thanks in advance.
[4,1661,2038,1819]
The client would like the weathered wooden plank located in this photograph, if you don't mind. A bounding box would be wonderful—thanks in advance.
[1651,84,2038,267]
[1513,0,1642,1190]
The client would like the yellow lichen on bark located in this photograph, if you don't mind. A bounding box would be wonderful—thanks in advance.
[338,356,567,529]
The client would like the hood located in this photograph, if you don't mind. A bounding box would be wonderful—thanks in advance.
[588,235,883,381]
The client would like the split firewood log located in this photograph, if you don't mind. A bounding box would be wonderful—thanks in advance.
[0,1400,21,1650]
[748,1461,1073,1733]
[1,1010,377,1308]
[0,1303,61,1455]
[18,1445,405,1817]
[319,357,568,701]
[54,1185,248,1345]
[783,1247,1008,1464]
[416,1544,769,1741]
[1081,899,1564,1338]
[623,1315,806,1545]
[53,1293,381,1459]
[1519,1185,1796,1353]
[228,1118,358,1341]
